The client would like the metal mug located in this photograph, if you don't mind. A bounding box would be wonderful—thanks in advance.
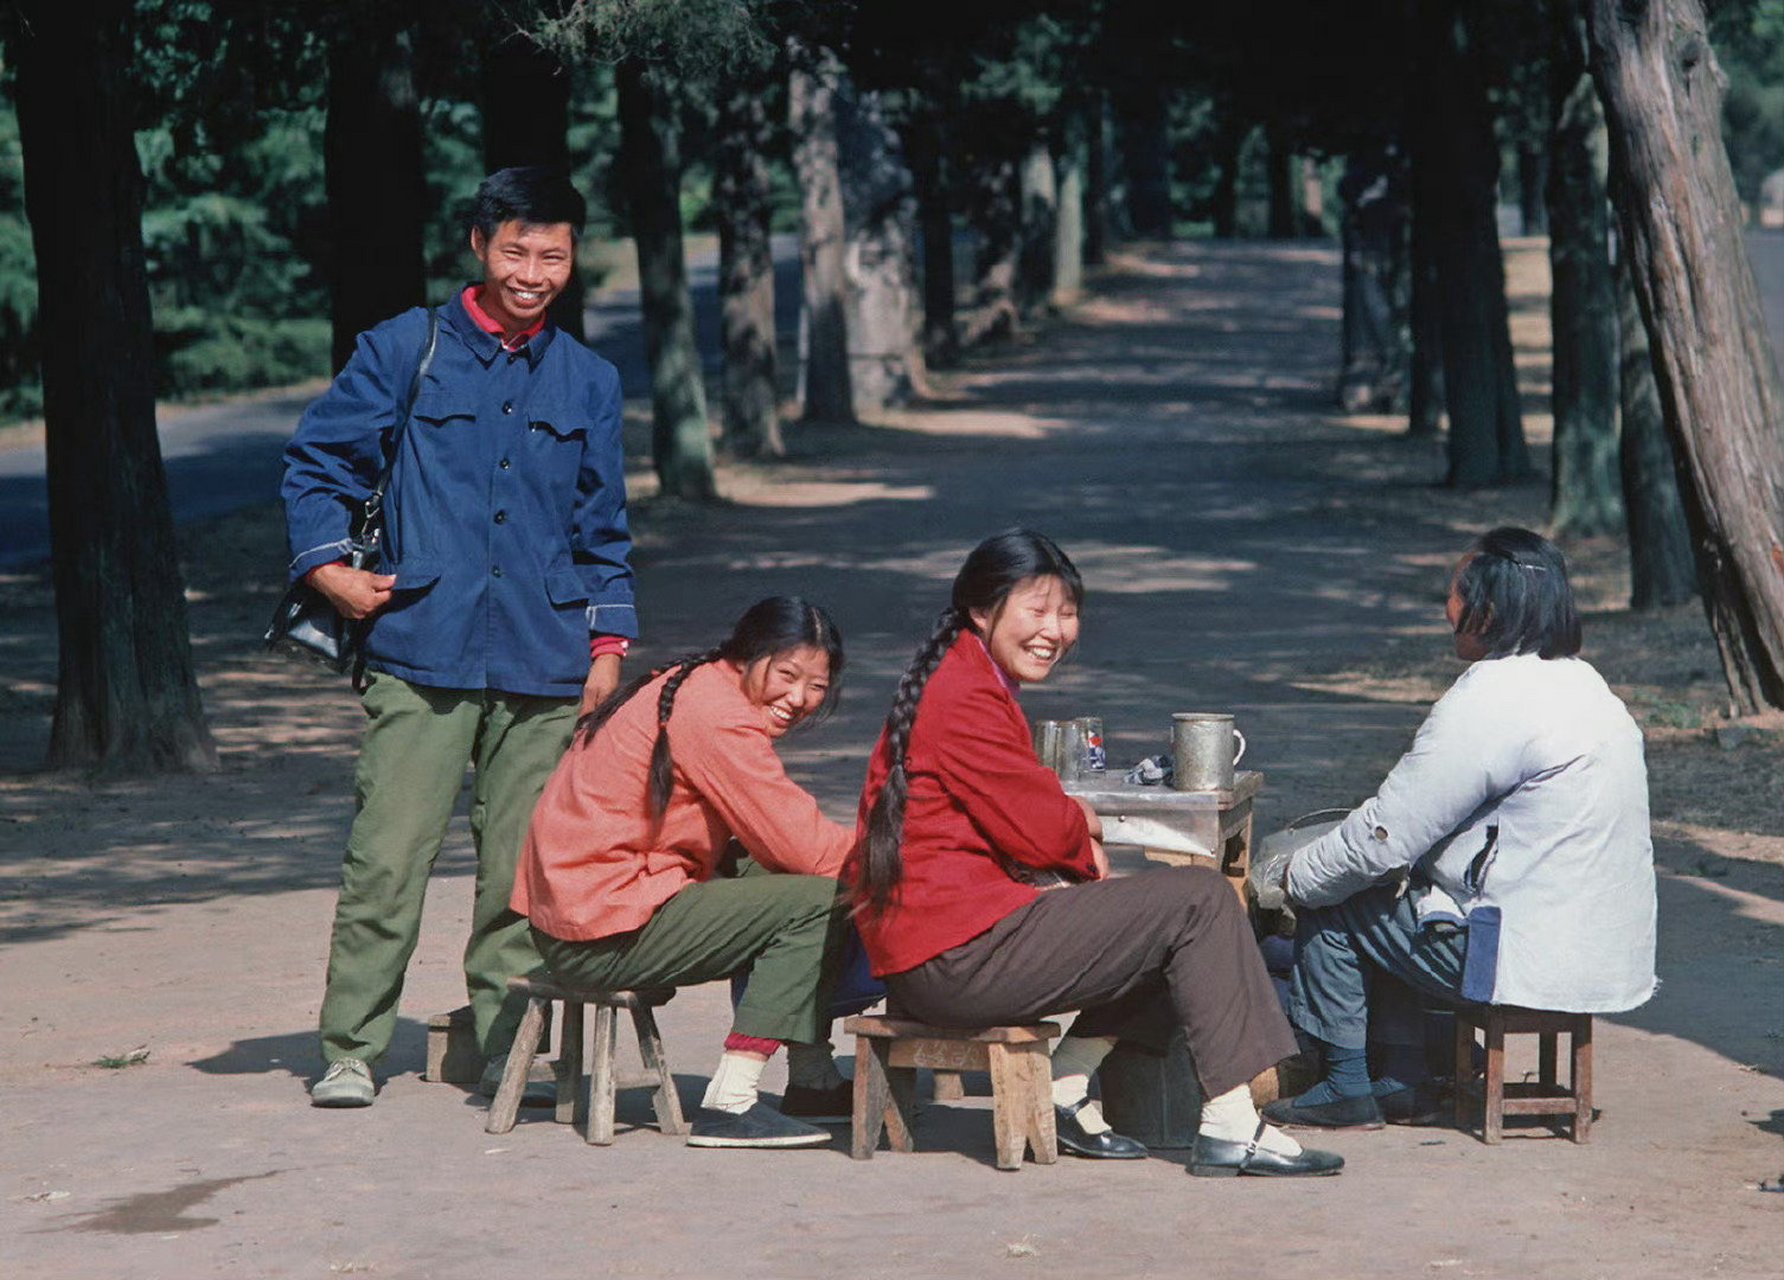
[1033,719,1065,771]
[1170,713,1247,792]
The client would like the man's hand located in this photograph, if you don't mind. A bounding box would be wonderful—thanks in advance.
[306,562,396,620]
[580,652,624,717]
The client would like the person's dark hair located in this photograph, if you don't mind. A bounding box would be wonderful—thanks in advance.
[470,166,587,239]
[1451,526,1582,660]
[858,530,1083,912]
[576,596,844,816]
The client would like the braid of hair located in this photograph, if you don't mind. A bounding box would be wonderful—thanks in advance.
[647,647,726,817]
[859,607,966,912]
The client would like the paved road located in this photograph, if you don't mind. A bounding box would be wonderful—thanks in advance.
[1,230,1779,569]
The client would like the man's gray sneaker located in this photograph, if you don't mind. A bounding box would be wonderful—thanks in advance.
[310,1058,375,1108]
[685,1102,831,1149]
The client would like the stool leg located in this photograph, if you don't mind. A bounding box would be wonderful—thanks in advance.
[1483,1010,1506,1145]
[1019,1042,1058,1165]
[632,1005,687,1136]
[1453,1014,1474,1132]
[587,1004,618,1146]
[1539,1031,1558,1089]
[486,996,548,1135]
[556,1000,585,1125]
[987,1043,1027,1171]
[851,1037,888,1160]
[1572,1018,1593,1144]
[933,1071,966,1101]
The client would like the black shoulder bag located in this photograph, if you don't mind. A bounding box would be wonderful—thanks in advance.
[264,308,440,685]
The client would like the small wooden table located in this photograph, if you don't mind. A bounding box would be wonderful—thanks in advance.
[1064,769,1261,906]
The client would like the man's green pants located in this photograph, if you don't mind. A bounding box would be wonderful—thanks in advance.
[318,672,576,1065]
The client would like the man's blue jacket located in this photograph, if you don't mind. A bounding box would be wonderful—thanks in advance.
[281,295,637,698]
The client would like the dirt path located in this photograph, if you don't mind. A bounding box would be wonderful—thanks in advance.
[1,241,1779,1280]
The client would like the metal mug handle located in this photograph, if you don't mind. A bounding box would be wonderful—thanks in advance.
[1232,728,1247,766]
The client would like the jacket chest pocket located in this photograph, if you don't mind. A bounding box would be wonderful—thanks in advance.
[523,406,589,501]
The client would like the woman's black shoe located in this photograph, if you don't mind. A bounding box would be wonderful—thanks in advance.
[1260,1090,1384,1130]
[1189,1122,1344,1178]
[1055,1101,1149,1159]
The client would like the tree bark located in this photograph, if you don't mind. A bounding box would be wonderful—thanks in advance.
[1016,140,1058,315]
[1518,143,1551,236]
[787,42,854,423]
[1212,114,1243,240]
[1407,159,1446,436]
[1053,110,1087,307]
[1266,122,1299,239]
[967,154,1020,344]
[1338,153,1410,413]
[1084,92,1112,265]
[481,36,585,342]
[616,60,715,499]
[15,0,216,773]
[714,68,783,458]
[1546,9,1623,537]
[325,16,426,373]
[1117,87,1172,239]
[1414,0,1532,486]
[1616,246,1698,610]
[836,82,925,415]
[1587,0,1784,709]
[901,104,959,367]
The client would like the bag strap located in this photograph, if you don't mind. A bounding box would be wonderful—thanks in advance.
[358,306,441,535]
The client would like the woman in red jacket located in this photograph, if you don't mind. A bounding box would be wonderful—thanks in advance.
[516,597,855,1150]
[851,531,1341,1177]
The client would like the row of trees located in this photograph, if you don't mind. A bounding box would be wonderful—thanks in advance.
[4,0,1782,773]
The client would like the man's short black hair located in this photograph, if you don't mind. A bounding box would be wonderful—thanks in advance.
[470,166,586,239]
[1453,526,1583,660]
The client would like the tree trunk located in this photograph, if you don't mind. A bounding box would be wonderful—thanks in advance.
[1016,140,1058,315]
[1053,110,1086,307]
[1546,11,1623,536]
[1587,0,1784,710]
[1084,92,1112,266]
[787,42,854,424]
[1415,0,1531,487]
[481,37,585,342]
[1616,245,1698,610]
[1213,114,1243,240]
[1518,143,1550,236]
[616,60,715,499]
[1266,122,1299,239]
[901,104,959,368]
[836,82,925,415]
[714,68,782,458]
[1407,162,1446,436]
[967,155,1020,344]
[1118,87,1172,239]
[325,16,426,373]
[15,0,216,773]
[1338,153,1410,413]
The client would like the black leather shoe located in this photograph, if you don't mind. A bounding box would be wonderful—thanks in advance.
[1261,1090,1385,1130]
[1055,1100,1148,1159]
[1189,1122,1344,1178]
[1378,1084,1446,1127]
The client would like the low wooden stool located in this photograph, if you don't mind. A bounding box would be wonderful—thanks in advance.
[843,1015,1061,1171]
[485,977,686,1145]
[1453,1005,1593,1144]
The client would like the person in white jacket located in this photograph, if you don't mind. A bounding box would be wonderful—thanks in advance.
[1264,527,1657,1130]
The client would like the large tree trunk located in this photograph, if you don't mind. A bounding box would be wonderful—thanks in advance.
[1406,170,1446,436]
[1053,110,1087,307]
[1212,114,1243,240]
[1266,122,1299,239]
[901,104,959,368]
[787,42,854,424]
[1415,0,1531,487]
[616,60,715,499]
[1546,10,1623,537]
[481,37,585,342]
[1338,152,1410,413]
[16,0,216,773]
[325,16,426,373]
[1616,246,1698,610]
[1587,0,1784,710]
[836,83,925,415]
[714,68,782,458]
[1016,140,1058,316]
[1117,87,1172,239]
[1084,92,1112,266]
[1517,143,1550,236]
[967,154,1020,344]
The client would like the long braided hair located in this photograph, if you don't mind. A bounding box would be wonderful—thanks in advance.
[858,530,1083,911]
[575,596,845,817]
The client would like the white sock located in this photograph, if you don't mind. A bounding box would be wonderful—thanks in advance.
[785,1039,844,1091]
[1200,1083,1302,1157]
[700,1051,768,1114]
[1051,1035,1118,1136]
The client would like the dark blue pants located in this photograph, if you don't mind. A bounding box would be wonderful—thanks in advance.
[1289,884,1468,1052]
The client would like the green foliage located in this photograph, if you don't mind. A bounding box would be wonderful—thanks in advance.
[1710,0,1784,202]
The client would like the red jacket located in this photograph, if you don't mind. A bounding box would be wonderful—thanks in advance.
[850,634,1097,975]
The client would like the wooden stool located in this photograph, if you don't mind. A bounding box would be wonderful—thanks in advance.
[1453,1005,1593,1144]
[843,1015,1061,1171]
[485,977,687,1145]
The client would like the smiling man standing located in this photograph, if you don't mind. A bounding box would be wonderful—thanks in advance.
[283,167,638,1108]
